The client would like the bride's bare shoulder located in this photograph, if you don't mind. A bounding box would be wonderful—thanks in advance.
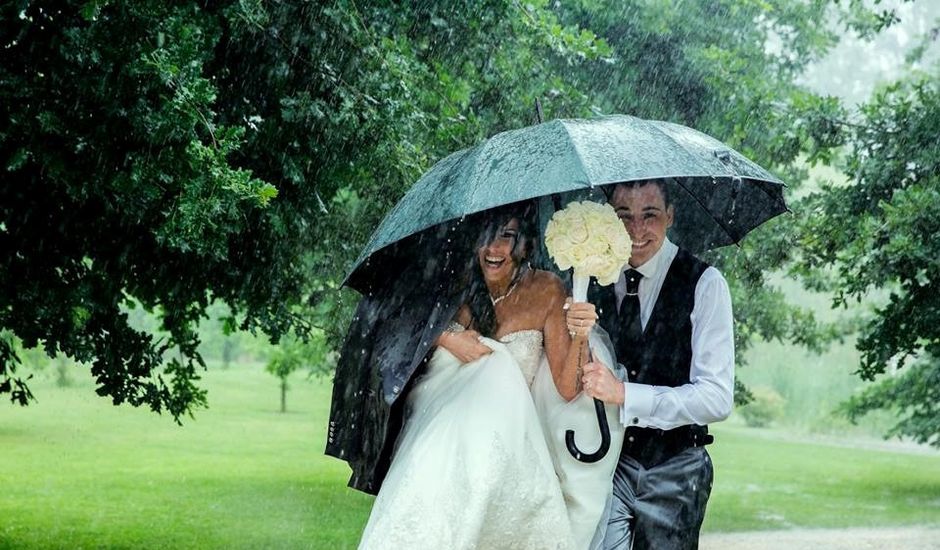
[528,269,567,299]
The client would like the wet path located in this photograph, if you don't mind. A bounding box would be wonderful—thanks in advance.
[702,526,940,549]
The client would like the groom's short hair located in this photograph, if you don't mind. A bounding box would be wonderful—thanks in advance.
[605,179,672,207]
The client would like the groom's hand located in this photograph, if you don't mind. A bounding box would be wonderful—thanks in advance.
[581,361,625,405]
[436,330,493,364]
[565,299,597,337]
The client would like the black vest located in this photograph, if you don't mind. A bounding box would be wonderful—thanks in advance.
[589,248,712,468]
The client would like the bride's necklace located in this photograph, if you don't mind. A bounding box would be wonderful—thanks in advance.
[489,268,521,306]
[490,280,519,306]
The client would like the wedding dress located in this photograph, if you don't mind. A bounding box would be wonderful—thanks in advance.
[358,328,575,550]
[532,328,625,550]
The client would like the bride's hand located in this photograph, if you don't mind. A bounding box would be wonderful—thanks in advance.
[436,330,493,363]
[565,299,597,338]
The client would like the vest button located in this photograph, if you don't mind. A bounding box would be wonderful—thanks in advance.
[631,417,639,425]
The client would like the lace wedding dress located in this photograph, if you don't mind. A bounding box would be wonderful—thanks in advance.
[358,328,574,550]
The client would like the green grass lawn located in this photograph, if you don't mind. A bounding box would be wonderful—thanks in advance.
[705,422,940,531]
[3,364,939,548]
[1,365,372,549]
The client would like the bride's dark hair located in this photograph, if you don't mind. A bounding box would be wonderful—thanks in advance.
[465,201,539,337]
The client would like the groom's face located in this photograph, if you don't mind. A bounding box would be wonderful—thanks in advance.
[610,182,674,267]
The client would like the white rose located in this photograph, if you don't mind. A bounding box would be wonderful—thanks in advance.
[546,200,632,286]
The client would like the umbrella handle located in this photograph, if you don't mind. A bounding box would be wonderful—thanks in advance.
[565,397,611,463]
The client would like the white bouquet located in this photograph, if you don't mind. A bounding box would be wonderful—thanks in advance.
[544,201,632,301]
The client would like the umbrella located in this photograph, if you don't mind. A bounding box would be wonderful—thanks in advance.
[345,114,786,294]
[327,114,788,491]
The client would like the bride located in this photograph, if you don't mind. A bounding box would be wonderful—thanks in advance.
[358,203,587,550]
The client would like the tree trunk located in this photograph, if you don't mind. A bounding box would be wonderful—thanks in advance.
[55,356,70,388]
[280,377,287,413]
[222,339,233,370]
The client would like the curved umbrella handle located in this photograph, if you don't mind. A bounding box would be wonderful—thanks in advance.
[565,397,611,463]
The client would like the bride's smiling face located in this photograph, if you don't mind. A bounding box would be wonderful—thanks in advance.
[477,218,521,285]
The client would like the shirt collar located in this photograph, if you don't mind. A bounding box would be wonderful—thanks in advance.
[631,237,676,279]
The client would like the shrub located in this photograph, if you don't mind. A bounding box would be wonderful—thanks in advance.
[739,386,786,428]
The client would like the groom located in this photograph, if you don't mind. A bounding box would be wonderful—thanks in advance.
[567,179,734,549]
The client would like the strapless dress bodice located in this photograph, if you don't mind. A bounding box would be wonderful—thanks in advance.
[445,323,544,387]
[498,329,543,387]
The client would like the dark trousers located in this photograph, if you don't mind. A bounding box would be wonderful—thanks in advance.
[602,446,713,550]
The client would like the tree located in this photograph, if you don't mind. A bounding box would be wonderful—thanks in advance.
[265,331,332,413]
[0,0,610,419]
[1,1,284,418]
[195,302,272,369]
[794,74,940,447]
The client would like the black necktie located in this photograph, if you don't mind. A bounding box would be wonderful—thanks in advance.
[619,269,643,340]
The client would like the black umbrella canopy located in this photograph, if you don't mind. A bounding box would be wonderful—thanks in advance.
[656,174,787,250]
[345,114,786,293]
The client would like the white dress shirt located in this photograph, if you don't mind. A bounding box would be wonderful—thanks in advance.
[613,238,735,430]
